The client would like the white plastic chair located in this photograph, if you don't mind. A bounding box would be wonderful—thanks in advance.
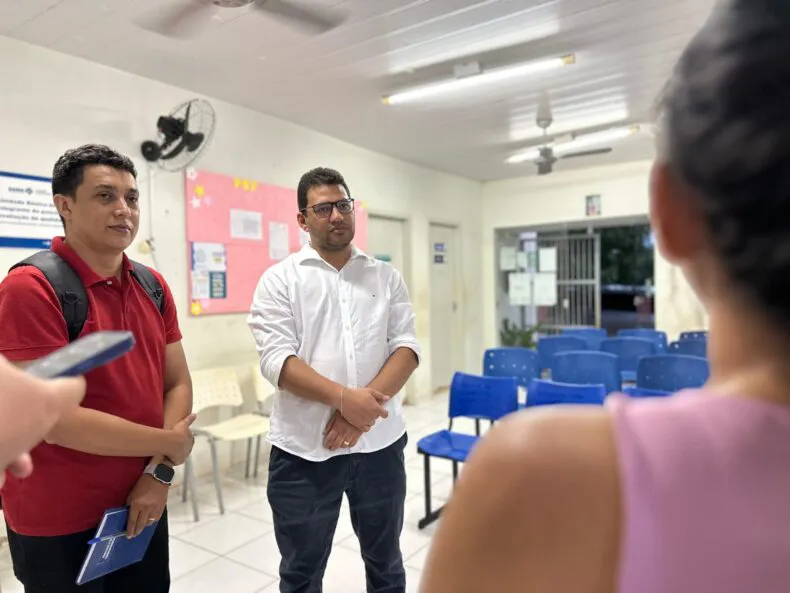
[182,366,270,519]
[246,364,275,480]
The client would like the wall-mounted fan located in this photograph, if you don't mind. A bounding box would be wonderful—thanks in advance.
[141,99,215,172]
[136,0,346,39]
[507,93,638,175]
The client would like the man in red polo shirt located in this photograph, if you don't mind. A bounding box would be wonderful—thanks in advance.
[0,144,195,593]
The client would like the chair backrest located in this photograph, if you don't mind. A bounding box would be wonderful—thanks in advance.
[551,351,621,394]
[537,335,588,369]
[483,347,541,388]
[680,331,708,341]
[618,328,668,352]
[251,364,276,405]
[622,386,672,398]
[600,337,657,374]
[669,339,707,358]
[561,327,608,349]
[526,379,606,407]
[636,354,710,392]
[448,372,519,422]
[191,366,244,414]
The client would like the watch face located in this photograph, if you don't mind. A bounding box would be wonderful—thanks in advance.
[155,464,175,482]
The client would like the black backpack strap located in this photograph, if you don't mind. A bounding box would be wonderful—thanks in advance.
[10,251,87,342]
[130,260,165,313]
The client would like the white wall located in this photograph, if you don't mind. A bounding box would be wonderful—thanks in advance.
[0,37,484,476]
[482,161,706,345]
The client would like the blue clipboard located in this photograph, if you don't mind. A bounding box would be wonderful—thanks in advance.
[76,507,158,585]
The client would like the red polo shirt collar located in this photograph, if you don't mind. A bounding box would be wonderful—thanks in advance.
[50,236,133,286]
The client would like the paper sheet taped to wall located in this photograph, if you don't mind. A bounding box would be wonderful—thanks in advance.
[538,247,557,272]
[509,273,532,306]
[500,247,517,271]
[230,209,263,240]
[533,273,557,306]
[269,222,290,261]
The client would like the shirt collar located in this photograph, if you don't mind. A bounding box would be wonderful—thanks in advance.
[294,242,374,267]
[51,236,133,287]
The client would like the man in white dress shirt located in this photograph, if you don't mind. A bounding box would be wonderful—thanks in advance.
[248,167,420,593]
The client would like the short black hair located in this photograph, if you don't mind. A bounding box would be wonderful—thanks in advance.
[297,167,351,212]
[52,144,137,198]
[660,0,790,326]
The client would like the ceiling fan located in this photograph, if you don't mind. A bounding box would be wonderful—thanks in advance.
[507,92,638,174]
[136,0,346,39]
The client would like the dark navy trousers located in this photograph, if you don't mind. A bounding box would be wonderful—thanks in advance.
[267,433,408,593]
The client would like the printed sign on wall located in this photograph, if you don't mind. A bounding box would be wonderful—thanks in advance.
[0,171,61,249]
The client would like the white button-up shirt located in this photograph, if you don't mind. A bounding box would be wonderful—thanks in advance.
[248,244,421,461]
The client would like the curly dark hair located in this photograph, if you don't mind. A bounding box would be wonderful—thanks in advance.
[297,167,351,212]
[52,144,137,199]
[659,0,790,325]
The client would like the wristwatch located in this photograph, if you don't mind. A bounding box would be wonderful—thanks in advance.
[144,463,175,486]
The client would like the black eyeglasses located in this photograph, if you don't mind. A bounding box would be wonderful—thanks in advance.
[301,199,354,219]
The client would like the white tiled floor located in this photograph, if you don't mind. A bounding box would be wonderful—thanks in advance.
[0,393,472,593]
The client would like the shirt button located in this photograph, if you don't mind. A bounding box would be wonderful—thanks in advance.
[106,280,112,286]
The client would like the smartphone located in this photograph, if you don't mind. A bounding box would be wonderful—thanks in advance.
[25,331,136,379]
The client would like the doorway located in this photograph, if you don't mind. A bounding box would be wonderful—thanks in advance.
[429,223,461,392]
[367,215,407,279]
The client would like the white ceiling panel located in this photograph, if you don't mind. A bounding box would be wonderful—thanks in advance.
[0,0,718,180]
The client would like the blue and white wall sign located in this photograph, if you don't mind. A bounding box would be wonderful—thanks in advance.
[0,171,60,249]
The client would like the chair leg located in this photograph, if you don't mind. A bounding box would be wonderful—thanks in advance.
[452,461,458,483]
[181,459,189,504]
[475,419,481,436]
[244,438,252,479]
[185,457,200,522]
[209,439,225,515]
[418,454,442,530]
[253,435,262,479]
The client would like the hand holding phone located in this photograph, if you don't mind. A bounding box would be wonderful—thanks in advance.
[0,360,85,486]
[1,331,136,485]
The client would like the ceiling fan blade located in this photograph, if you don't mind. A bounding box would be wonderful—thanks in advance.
[560,147,613,159]
[255,0,346,34]
[135,0,215,39]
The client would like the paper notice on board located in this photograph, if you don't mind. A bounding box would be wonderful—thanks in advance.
[230,209,263,240]
[192,242,227,272]
[269,222,290,261]
[534,273,557,306]
[191,270,210,300]
[538,247,557,272]
[500,247,517,271]
[509,273,532,306]
[516,251,528,269]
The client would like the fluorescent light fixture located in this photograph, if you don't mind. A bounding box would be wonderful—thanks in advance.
[506,125,641,164]
[382,54,575,105]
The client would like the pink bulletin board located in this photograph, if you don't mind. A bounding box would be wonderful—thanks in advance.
[184,168,368,316]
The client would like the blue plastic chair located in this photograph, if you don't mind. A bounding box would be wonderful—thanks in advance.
[623,386,672,398]
[669,339,707,358]
[680,331,708,341]
[618,329,668,353]
[600,337,657,382]
[550,351,621,394]
[636,354,709,392]
[416,373,518,529]
[483,348,541,388]
[537,335,588,370]
[561,327,607,349]
[526,379,606,407]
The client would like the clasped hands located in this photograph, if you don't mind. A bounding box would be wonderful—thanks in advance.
[126,413,197,538]
[323,387,389,451]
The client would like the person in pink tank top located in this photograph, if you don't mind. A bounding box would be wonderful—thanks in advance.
[419,1,790,592]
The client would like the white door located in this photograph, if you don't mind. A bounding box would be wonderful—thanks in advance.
[429,224,460,391]
[366,215,407,278]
